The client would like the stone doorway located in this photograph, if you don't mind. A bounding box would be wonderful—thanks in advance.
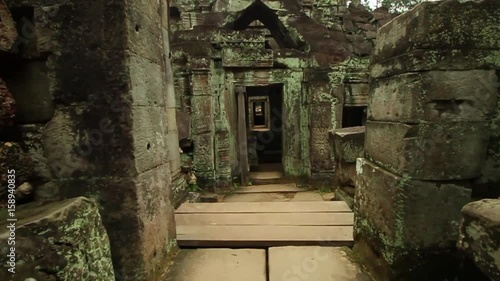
[246,84,284,174]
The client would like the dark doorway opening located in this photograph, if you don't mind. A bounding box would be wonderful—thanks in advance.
[245,84,283,172]
[342,106,367,128]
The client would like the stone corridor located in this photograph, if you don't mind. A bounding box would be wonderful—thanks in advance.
[0,0,500,281]
[166,181,370,281]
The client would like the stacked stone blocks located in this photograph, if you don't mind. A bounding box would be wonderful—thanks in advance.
[354,1,500,280]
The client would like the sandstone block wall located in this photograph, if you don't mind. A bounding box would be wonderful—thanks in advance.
[0,0,181,280]
[354,1,500,280]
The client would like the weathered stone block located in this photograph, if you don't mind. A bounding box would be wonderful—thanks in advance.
[215,130,231,173]
[176,109,191,140]
[48,50,129,104]
[128,54,165,107]
[474,90,500,198]
[310,103,332,128]
[42,105,135,178]
[56,163,177,281]
[309,82,341,103]
[166,107,178,134]
[167,129,182,173]
[191,95,214,134]
[134,164,177,279]
[191,56,214,71]
[365,121,490,180]
[354,158,472,276]
[222,48,273,68]
[372,0,500,64]
[190,72,210,95]
[458,199,500,281]
[310,127,333,172]
[171,172,188,208]
[127,5,163,63]
[0,197,115,281]
[331,126,365,163]
[335,161,357,187]
[132,106,169,174]
[128,0,161,24]
[6,61,54,123]
[369,71,499,122]
[43,103,173,178]
[18,1,127,53]
[192,133,215,172]
[371,49,500,79]
[344,83,369,106]
[0,0,17,52]
[42,106,90,178]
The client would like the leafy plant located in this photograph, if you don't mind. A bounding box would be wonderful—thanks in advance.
[318,186,334,194]
[189,184,201,192]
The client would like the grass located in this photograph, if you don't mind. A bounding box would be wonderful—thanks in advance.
[318,186,334,194]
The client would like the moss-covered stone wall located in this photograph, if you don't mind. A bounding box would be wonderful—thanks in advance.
[354,1,500,280]
[1,0,181,280]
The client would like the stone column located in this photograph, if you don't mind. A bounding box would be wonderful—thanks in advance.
[305,68,342,179]
[7,0,180,279]
[189,57,216,186]
[162,4,187,208]
[354,1,500,280]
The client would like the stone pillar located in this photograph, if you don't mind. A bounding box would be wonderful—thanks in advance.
[189,57,216,186]
[354,1,500,280]
[5,0,180,279]
[305,68,340,178]
[161,3,187,207]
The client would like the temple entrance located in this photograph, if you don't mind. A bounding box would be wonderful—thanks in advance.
[246,84,283,169]
[236,84,284,184]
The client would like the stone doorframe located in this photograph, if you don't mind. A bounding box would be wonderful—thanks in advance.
[235,85,250,186]
[231,80,289,185]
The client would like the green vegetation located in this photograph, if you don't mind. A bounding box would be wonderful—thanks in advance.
[359,0,425,12]
[318,186,334,194]
[188,184,201,192]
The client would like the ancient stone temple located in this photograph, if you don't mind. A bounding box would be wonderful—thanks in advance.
[0,0,499,281]
[0,0,181,279]
[169,0,395,189]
